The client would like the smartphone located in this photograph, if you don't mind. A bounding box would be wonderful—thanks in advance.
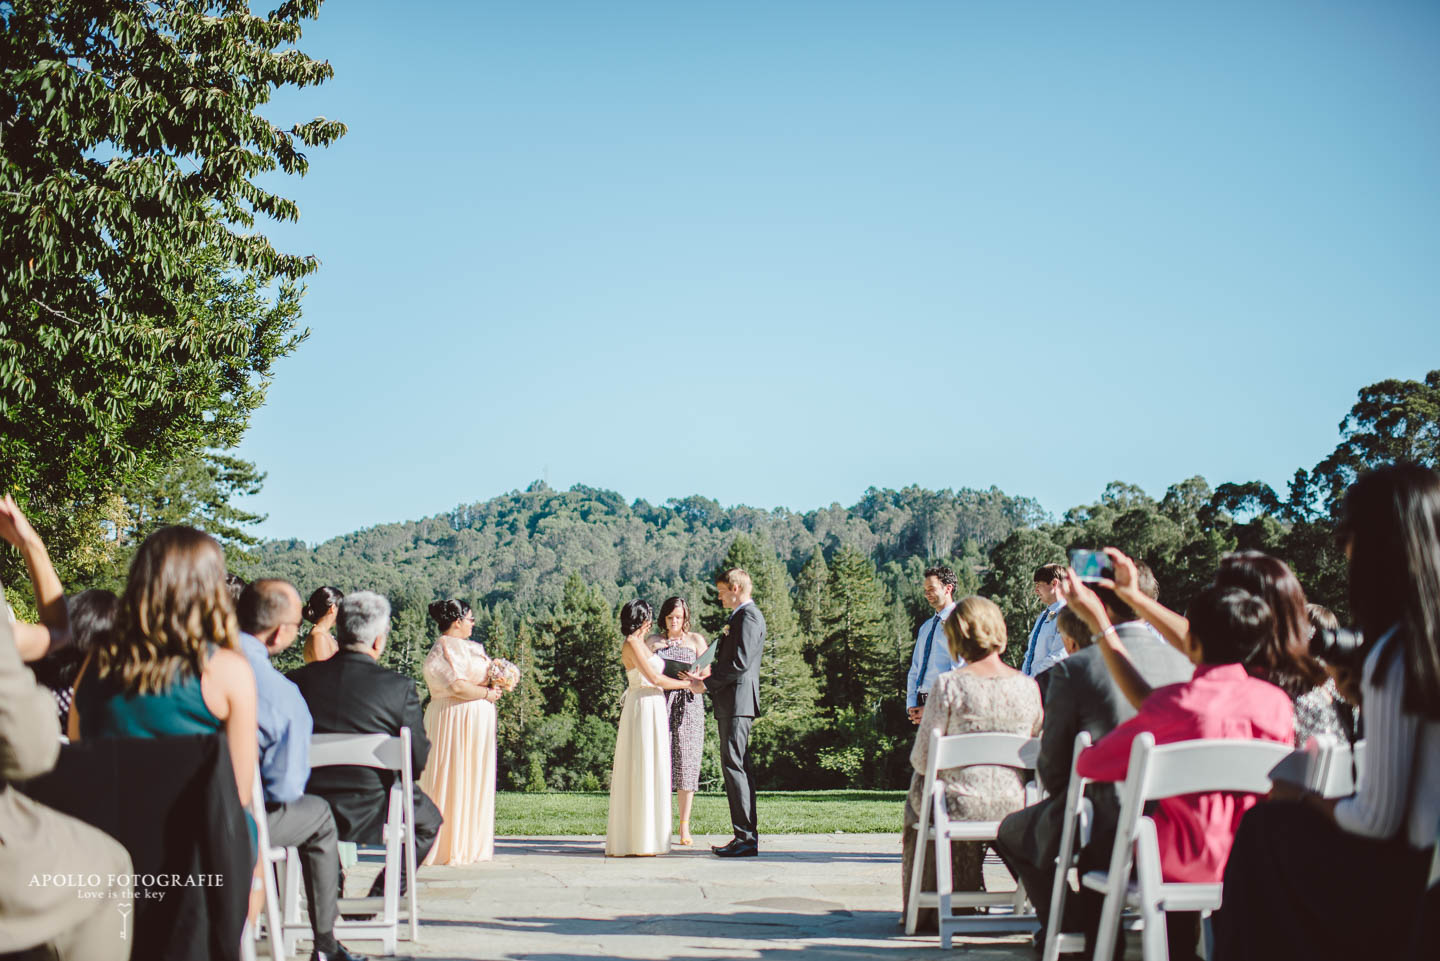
[1069,549,1113,584]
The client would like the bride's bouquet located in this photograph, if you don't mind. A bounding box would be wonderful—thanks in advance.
[487,657,520,693]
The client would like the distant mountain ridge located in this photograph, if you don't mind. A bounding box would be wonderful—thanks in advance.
[254,480,1045,611]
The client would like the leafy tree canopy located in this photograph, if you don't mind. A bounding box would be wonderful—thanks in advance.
[0,0,343,582]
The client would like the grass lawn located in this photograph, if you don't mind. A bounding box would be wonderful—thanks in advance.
[495,790,906,836]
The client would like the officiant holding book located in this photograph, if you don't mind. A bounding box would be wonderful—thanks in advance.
[687,568,766,857]
[648,597,708,846]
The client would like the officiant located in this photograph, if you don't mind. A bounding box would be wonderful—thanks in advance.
[647,597,709,847]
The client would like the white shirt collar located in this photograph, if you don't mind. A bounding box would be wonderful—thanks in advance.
[732,599,753,614]
[934,601,956,621]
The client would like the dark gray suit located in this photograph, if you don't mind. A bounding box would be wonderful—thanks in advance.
[706,602,765,844]
[994,622,1194,936]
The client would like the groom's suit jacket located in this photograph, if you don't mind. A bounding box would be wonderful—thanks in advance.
[708,602,766,719]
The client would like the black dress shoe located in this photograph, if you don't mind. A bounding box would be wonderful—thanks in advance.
[711,839,758,857]
[312,944,368,961]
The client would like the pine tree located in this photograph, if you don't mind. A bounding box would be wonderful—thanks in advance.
[793,546,830,663]
[817,545,892,712]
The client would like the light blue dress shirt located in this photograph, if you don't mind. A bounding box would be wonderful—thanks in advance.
[239,632,314,804]
[906,602,959,708]
[1021,601,1068,676]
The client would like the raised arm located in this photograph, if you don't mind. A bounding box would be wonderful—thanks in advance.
[1056,569,1154,710]
[0,495,69,661]
[1099,547,1192,655]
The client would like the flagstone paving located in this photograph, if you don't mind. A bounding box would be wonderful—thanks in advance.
[283,833,1143,960]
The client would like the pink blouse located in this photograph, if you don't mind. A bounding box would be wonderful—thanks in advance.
[423,635,490,700]
[1075,663,1294,883]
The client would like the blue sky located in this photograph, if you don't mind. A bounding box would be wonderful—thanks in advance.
[239,0,1440,544]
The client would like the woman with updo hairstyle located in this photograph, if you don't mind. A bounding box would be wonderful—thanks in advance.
[606,598,696,856]
[418,597,501,863]
[301,585,344,663]
[647,596,708,845]
[901,595,1043,929]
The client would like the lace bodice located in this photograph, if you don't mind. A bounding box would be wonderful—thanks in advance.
[424,635,490,699]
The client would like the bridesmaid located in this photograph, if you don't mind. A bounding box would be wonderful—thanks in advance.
[648,596,707,846]
[606,599,695,856]
[301,585,343,663]
[419,599,502,864]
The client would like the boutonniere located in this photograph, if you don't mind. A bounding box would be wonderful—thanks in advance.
[718,623,731,640]
[1044,609,1057,622]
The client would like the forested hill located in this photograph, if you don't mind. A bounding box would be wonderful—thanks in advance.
[253,481,1046,613]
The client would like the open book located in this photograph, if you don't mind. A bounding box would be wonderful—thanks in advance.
[661,642,718,679]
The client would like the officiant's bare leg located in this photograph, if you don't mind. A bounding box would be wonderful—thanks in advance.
[717,713,758,845]
[678,790,694,844]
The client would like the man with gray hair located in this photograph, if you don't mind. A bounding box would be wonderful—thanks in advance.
[288,591,442,899]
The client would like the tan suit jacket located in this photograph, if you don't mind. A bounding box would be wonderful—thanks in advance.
[0,582,131,956]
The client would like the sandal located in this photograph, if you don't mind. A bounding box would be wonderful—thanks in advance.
[678,821,693,846]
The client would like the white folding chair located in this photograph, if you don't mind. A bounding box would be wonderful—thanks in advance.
[284,730,419,956]
[905,731,1041,947]
[1042,732,1116,961]
[1085,733,1294,961]
[248,763,290,961]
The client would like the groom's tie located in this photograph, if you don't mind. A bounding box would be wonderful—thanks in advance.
[915,614,941,692]
[1021,610,1047,675]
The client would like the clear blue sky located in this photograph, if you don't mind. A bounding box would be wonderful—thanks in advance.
[238,0,1440,545]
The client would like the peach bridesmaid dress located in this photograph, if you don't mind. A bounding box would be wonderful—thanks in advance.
[420,634,497,864]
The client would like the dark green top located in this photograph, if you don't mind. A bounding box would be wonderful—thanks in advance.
[76,655,223,739]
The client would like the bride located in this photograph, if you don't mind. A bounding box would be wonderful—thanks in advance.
[606,599,698,856]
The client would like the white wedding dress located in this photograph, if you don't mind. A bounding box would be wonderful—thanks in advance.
[605,653,672,856]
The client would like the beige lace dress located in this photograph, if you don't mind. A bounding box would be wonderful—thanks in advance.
[902,668,1043,926]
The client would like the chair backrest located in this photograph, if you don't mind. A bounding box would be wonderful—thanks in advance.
[309,729,410,772]
[1127,733,1294,804]
[927,731,1040,778]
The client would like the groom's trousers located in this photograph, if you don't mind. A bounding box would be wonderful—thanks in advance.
[716,712,758,844]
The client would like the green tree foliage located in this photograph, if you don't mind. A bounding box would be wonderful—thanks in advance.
[816,545,893,712]
[0,0,343,584]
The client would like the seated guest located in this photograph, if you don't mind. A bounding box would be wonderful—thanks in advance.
[1035,605,1092,703]
[1021,563,1068,678]
[0,580,131,961]
[29,589,117,729]
[289,591,442,897]
[69,526,259,851]
[994,574,1194,952]
[1213,465,1439,961]
[0,493,70,662]
[902,596,1042,929]
[237,579,366,961]
[1214,552,1348,746]
[1063,579,1295,961]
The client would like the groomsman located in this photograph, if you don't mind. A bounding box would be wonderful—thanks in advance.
[1021,564,1067,677]
[906,566,960,725]
[694,568,765,857]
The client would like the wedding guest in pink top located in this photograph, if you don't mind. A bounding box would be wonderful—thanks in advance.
[1060,578,1294,961]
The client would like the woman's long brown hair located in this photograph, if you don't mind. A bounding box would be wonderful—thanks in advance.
[90,526,240,694]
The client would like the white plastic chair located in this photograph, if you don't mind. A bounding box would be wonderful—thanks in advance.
[283,730,419,956]
[247,763,290,961]
[1084,733,1294,961]
[1042,731,1115,961]
[904,731,1041,947]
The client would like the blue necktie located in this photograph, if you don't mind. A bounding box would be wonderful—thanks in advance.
[917,615,941,687]
[1022,610,1047,675]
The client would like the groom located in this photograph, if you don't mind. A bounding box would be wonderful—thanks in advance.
[691,567,766,857]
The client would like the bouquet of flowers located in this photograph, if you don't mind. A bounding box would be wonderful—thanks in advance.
[487,657,520,693]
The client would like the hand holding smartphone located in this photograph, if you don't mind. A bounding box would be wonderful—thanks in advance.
[1069,548,1114,584]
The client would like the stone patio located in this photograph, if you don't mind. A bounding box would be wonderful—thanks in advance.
[306,833,1088,960]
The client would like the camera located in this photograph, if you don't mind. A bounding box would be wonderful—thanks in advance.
[1310,624,1365,670]
[1069,549,1114,584]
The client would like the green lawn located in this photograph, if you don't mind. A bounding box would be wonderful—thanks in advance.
[495,790,906,836]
